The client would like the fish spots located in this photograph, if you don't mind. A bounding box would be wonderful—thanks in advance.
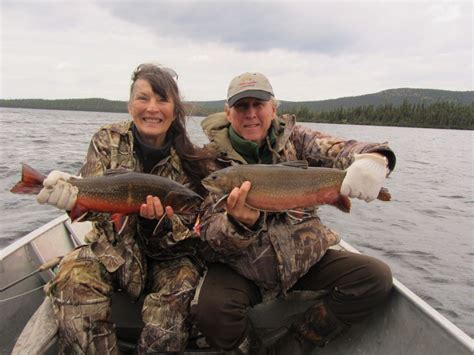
[127,182,133,206]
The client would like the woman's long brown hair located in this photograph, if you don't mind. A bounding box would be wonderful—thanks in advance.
[130,63,214,195]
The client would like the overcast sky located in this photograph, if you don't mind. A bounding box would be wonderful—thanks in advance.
[1,0,472,102]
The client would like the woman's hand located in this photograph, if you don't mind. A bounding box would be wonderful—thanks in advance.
[139,195,174,220]
[226,181,260,227]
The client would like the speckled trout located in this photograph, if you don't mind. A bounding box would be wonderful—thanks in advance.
[11,163,203,224]
[202,162,391,213]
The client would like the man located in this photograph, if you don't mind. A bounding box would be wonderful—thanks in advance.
[192,72,396,353]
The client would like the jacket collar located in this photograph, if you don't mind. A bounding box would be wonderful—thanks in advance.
[201,112,296,163]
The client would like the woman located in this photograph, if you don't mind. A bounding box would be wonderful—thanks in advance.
[36,63,213,354]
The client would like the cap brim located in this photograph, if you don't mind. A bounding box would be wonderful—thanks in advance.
[228,90,272,107]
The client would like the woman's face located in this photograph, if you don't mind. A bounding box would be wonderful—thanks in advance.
[128,78,175,147]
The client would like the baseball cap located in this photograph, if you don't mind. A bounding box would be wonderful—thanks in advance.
[227,72,274,107]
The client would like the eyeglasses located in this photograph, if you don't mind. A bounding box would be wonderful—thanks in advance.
[131,63,179,81]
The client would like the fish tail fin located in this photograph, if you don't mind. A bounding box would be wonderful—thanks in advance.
[377,187,391,201]
[333,194,351,213]
[10,163,46,194]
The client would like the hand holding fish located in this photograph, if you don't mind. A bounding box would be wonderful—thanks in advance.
[36,170,79,210]
[226,181,260,227]
[340,153,389,202]
[140,195,175,220]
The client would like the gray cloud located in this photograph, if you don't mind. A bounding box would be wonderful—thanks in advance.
[97,1,472,55]
[1,0,471,101]
[97,2,358,53]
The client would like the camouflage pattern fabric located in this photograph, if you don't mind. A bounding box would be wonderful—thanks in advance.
[45,247,117,354]
[199,112,395,300]
[45,120,203,354]
[137,257,201,353]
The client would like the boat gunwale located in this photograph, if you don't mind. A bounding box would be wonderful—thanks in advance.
[1,216,473,352]
[0,214,70,260]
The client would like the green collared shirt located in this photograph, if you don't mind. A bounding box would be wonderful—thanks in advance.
[228,125,276,164]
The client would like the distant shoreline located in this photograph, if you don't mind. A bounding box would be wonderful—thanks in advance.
[1,88,473,130]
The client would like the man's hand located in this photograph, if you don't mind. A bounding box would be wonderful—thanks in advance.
[340,153,388,202]
[139,195,174,220]
[36,171,79,210]
[226,181,260,227]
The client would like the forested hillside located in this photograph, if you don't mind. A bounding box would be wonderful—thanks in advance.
[281,101,473,129]
[1,88,472,129]
[0,98,127,113]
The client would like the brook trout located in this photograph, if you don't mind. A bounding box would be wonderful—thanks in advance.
[11,163,203,225]
[202,163,391,213]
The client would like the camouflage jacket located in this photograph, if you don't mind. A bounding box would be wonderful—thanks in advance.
[199,112,396,300]
[76,120,199,299]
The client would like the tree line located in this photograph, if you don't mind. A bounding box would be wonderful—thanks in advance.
[1,98,473,130]
[280,101,474,130]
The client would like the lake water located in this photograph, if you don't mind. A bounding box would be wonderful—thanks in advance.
[0,107,473,337]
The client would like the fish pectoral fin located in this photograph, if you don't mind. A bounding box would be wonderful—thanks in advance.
[70,204,88,222]
[152,214,167,236]
[74,212,88,223]
[279,160,309,169]
[286,209,312,221]
[111,214,128,234]
[193,214,201,236]
[244,203,263,212]
[212,194,229,212]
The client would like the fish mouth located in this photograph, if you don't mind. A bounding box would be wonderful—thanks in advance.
[201,179,222,194]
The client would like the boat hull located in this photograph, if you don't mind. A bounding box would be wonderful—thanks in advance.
[1,214,473,354]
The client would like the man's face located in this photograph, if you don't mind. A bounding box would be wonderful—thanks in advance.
[226,97,276,144]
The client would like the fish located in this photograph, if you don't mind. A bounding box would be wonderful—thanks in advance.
[11,163,203,230]
[201,162,391,213]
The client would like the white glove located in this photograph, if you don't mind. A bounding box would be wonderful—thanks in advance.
[340,153,388,202]
[36,171,79,210]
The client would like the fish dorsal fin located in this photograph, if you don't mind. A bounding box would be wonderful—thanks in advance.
[103,168,134,176]
[278,160,309,169]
